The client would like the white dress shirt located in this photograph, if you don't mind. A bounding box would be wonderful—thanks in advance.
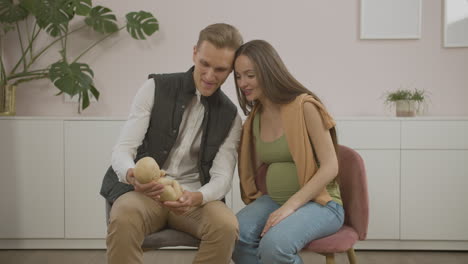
[112,78,242,204]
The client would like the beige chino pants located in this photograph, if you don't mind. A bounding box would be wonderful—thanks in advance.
[106,191,238,264]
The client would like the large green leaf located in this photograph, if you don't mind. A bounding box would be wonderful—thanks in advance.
[43,20,68,37]
[70,0,91,16]
[125,11,158,40]
[19,0,36,13]
[0,0,29,23]
[33,0,74,37]
[84,5,117,34]
[49,60,96,110]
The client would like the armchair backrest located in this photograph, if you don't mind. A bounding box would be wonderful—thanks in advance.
[336,145,369,240]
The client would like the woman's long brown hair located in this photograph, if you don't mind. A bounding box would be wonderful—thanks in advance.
[234,40,338,152]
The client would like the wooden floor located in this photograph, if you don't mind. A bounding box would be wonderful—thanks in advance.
[0,249,468,264]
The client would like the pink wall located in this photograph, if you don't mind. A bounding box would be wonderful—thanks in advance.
[3,0,468,117]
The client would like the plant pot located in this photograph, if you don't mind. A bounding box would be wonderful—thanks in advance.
[395,100,416,117]
[0,84,16,116]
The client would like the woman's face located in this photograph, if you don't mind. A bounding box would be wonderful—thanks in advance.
[234,55,263,102]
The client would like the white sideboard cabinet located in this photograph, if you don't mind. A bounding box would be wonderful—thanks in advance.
[0,118,123,249]
[1,117,467,250]
[340,118,468,249]
[0,120,64,239]
[64,120,124,239]
[400,121,468,241]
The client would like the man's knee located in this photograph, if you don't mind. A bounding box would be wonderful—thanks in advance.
[108,203,141,235]
[108,192,155,233]
[209,213,238,239]
[224,215,239,237]
[110,195,139,219]
[202,202,239,240]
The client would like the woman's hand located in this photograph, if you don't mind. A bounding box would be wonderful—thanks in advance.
[261,205,296,236]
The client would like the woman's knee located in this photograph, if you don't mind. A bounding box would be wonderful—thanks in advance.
[235,197,277,243]
[236,216,262,246]
[258,231,299,262]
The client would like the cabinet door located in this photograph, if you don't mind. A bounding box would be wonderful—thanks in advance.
[401,150,468,240]
[0,120,64,238]
[402,121,468,149]
[358,150,400,239]
[337,120,400,149]
[64,120,124,238]
[337,120,401,239]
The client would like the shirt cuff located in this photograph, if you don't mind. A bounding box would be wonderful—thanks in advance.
[114,158,135,184]
[198,189,212,205]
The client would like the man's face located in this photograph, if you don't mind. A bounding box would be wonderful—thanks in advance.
[192,41,235,97]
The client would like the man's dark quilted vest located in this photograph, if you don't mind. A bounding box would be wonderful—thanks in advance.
[100,67,237,202]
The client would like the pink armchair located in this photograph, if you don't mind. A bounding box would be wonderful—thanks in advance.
[255,144,369,264]
[303,145,369,264]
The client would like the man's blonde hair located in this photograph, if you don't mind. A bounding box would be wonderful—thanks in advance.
[197,23,243,50]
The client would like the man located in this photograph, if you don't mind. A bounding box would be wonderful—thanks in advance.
[100,23,243,264]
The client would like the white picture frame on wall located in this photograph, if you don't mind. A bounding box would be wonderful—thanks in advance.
[444,0,468,47]
[360,0,422,39]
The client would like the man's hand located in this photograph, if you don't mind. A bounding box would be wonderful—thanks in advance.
[163,190,203,215]
[126,168,165,201]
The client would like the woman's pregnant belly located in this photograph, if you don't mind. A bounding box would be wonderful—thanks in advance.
[266,162,300,205]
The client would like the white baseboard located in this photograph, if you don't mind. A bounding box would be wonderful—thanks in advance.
[1,239,468,251]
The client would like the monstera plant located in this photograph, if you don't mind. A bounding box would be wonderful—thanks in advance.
[0,0,158,114]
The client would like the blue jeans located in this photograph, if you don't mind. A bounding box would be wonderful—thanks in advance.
[232,195,344,264]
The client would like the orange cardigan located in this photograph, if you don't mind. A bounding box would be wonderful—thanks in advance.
[238,94,336,205]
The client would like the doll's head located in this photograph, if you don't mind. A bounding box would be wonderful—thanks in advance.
[134,157,162,184]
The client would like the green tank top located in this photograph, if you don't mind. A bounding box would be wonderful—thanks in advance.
[254,111,342,206]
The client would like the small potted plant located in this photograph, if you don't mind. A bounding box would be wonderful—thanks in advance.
[384,88,427,117]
